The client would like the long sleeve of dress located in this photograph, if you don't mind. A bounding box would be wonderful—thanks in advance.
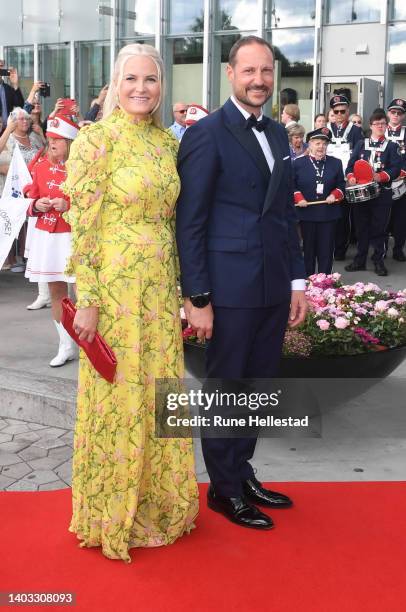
[62,123,112,308]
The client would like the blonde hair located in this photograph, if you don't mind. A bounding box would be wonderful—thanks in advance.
[103,43,164,127]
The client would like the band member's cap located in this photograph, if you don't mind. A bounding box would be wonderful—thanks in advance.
[329,95,350,108]
[387,98,406,113]
[185,104,209,126]
[306,127,332,143]
[46,115,79,140]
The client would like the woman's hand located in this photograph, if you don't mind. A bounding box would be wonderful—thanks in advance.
[325,194,336,204]
[49,98,65,118]
[347,176,357,186]
[73,306,99,343]
[296,199,308,207]
[27,81,44,104]
[50,197,69,212]
[6,116,17,133]
[34,198,53,213]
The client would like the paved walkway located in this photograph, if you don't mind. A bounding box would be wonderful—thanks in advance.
[0,417,72,491]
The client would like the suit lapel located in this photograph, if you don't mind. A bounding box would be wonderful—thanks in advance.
[222,100,271,182]
[262,122,284,215]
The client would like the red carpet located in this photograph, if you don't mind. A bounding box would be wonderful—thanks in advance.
[1,483,405,612]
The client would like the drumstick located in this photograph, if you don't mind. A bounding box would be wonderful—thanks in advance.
[295,199,331,207]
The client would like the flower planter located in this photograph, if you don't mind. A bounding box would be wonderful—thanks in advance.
[184,341,406,411]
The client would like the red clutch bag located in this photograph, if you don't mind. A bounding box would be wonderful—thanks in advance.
[61,297,117,383]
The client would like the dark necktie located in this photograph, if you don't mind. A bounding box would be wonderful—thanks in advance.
[245,114,270,132]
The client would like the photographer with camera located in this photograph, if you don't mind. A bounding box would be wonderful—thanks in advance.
[0,60,24,133]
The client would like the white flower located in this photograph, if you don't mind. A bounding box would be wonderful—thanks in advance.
[387,308,399,318]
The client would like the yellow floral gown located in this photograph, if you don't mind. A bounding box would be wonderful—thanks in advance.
[63,108,199,562]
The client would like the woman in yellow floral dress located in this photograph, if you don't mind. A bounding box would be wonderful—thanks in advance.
[62,43,199,562]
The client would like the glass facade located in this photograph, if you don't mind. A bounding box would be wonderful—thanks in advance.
[326,0,380,24]
[0,0,399,126]
[267,0,316,28]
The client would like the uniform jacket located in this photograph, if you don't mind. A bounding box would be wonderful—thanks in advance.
[330,121,364,149]
[293,155,345,222]
[386,124,406,174]
[346,138,402,206]
[26,155,71,233]
[176,98,305,308]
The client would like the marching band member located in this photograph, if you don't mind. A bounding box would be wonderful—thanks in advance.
[327,94,364,261]
[345,109,402,277]
[293,127,345,277]
[386,98,406,262]
[25,114,78,366]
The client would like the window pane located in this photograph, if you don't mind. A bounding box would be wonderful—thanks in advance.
[60,0,110,41]
[387,23,406,102]
[326,0,380,24]
[170,37,203,106]
[118,0,155,38]
[39,44,70,117]
[4,47,34,101]
[270,28,314,132]
[76,42,110,119]
[215,0,259,31]
[392,0,406,20]
[268,0,316,28]
[169,0,205,34]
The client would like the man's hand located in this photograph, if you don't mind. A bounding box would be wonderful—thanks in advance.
[288,290,308,328]
[8,67,19,89]
[184,298,213,340]
[325,194,336,204]
[73,306,99,343]
[347,176,357,186]
[373,172,382,183]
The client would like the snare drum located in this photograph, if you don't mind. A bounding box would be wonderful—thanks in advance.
[391,177,406,200]
[345,182,380,204]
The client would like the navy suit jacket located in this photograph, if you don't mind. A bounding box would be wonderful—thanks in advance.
[176,98,305,308]
[293,155,345,222]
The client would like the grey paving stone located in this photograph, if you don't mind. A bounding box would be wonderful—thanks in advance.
[6,480,38,491]
[33,436,68,450]
[27,423,49,431]
[27,456,66,471]
[0,474,17,489]
[59,432,74,446]
[0,419,8,430]
[38,427,70,438]
[38,479,70,491]
[0,452,23,467]
[4,418,27,425]
[46,446,73,462]
[0,433,13,443]
[24,469,60,485]
[1,424,30,435]
[2,462,33,479]
[0,440,35,454]
[14,431,41,442]
[18,446,48,461]
[55,459,72,485]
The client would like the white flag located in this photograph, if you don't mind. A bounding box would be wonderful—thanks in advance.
[0,197,32,269]
[0,145,33,268]
[2,144,32,198]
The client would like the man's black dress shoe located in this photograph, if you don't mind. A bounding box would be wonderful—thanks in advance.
[374,261,388,276]
[207,486,274,530]
[243,478,293,508]
[393,251,406,262]
[345,262,366,272]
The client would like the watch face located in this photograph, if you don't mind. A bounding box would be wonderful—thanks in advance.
[191,294,210,308]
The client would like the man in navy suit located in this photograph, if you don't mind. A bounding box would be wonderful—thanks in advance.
[176,36,307,530]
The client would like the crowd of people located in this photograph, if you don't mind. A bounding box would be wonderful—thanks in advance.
[0,36,406,562]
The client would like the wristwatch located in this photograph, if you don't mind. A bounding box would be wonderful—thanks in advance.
[189,292,211,308]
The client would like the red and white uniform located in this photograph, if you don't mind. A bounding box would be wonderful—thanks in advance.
[25,155,74,283]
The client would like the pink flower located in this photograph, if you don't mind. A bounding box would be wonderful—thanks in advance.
[334,317,349,329]
[387,307,399,318]
[316,319,330,330]
[374,300,388,312]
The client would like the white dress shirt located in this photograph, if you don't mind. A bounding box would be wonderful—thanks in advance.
[230,96,305,291]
